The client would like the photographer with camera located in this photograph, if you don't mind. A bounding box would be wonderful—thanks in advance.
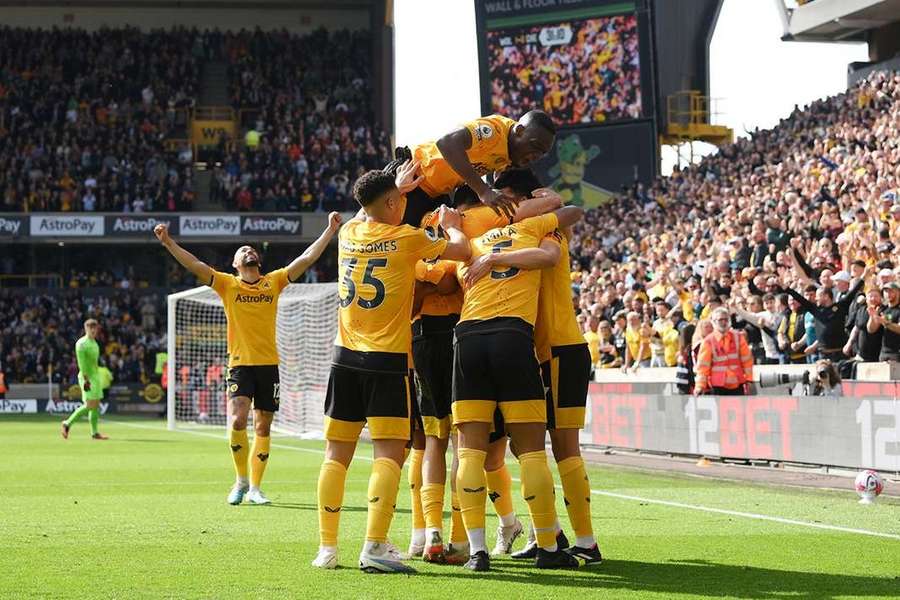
[695,307,754,395]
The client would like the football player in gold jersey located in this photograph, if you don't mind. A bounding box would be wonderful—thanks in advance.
[453,202,584,571]
[393,110,557,227]
[154,214,341,506]
[490,172,602,565]
[313,164,470,574]
[413,179,564,563]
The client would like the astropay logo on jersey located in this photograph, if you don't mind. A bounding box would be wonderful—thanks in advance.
[179,215,240,236]
[30,215,104,236]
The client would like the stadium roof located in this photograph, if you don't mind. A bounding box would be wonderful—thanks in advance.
[778,0,900,42]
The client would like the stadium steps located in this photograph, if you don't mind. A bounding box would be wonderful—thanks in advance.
[199,60,230,106]
[193,169,216,210]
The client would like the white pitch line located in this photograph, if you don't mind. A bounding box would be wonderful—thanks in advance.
[580,489,900,541]
[111,420,900,541]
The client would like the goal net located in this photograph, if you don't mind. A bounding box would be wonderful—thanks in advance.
[166,283,338,437]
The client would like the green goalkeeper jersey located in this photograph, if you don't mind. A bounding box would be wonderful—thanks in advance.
[75,336,103,401]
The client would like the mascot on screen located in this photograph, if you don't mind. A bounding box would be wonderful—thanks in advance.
[546,134,615,208]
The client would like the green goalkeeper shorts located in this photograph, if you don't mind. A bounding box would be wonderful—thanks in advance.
[78,375,104,402]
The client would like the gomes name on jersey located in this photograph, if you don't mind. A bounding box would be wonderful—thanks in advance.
[340,239,399,254]
[234,293,274,304]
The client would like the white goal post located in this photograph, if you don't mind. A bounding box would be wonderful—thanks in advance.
[166,283,339,437]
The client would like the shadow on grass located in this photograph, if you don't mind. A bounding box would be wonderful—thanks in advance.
[266,502,412,516]
[412,558,899,598]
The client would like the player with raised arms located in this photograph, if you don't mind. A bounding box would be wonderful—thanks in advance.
[453,200,584,571]
[393,110,557,227]
[154,214,341,505]
[61,319,108,440]
[312,162,470,574]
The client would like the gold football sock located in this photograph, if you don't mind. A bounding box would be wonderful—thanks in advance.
[365,458,402,543]
[485,464,515,523]
[519,450,559,550]
[420,483,445,533]
[558,456,594,540]
[449,489,467,544]
[456,448,487,534]
[229,428,250,480]
[317,459,347,547]
[408,449,425,531]
[249,434,271,488]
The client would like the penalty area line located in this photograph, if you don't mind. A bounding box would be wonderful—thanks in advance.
[111,420,900,541]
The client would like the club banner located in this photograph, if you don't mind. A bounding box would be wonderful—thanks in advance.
[0,215,27,238]
[192,120,237,147]
[241,215,302,236]
[106,215,178,237]
[30,215,104,236]
[60,382,165,415]
[581,382,900,471]
[179,215,240,236]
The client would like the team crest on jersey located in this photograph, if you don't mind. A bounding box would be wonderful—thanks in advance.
[230,384,238,393]
[475,123,494,141]
[262,280,271,289]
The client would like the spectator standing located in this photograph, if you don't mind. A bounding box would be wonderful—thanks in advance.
[695,307,753,395]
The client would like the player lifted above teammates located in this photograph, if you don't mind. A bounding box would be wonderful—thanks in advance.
[394,110,557,227]
[313,162,470,574]
[61,319,107,440]
[412,174,565,564]
[453,196,584,571]
[154,214,341,505]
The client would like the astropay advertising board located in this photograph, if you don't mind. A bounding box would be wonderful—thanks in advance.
[30,215,104,236]
[582,383,900,471]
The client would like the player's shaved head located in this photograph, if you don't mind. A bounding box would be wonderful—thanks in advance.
[233,245,260,270]
[353,170,396,207]
[520,110,556,137]
[509,110,556,167]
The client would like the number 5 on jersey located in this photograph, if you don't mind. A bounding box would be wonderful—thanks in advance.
[339,258,388,309]
[490,240,520,279]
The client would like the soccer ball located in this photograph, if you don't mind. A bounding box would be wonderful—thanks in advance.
[854,470,884,504]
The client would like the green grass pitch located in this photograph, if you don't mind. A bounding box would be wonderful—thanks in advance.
[2,416,899,599]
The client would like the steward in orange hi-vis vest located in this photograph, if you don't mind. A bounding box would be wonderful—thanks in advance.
[695,328,754,395]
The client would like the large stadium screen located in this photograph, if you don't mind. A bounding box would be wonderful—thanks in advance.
[476,0,649,127]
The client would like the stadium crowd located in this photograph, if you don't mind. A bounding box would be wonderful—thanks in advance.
[0,290,165,387]
[210,28,392,212]
[571,70,900,384]
[488,15,642,125]
[0,26,387,214]
[0,26,199,213]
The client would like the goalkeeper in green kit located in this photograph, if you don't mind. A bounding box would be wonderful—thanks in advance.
[61,319,108,440]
